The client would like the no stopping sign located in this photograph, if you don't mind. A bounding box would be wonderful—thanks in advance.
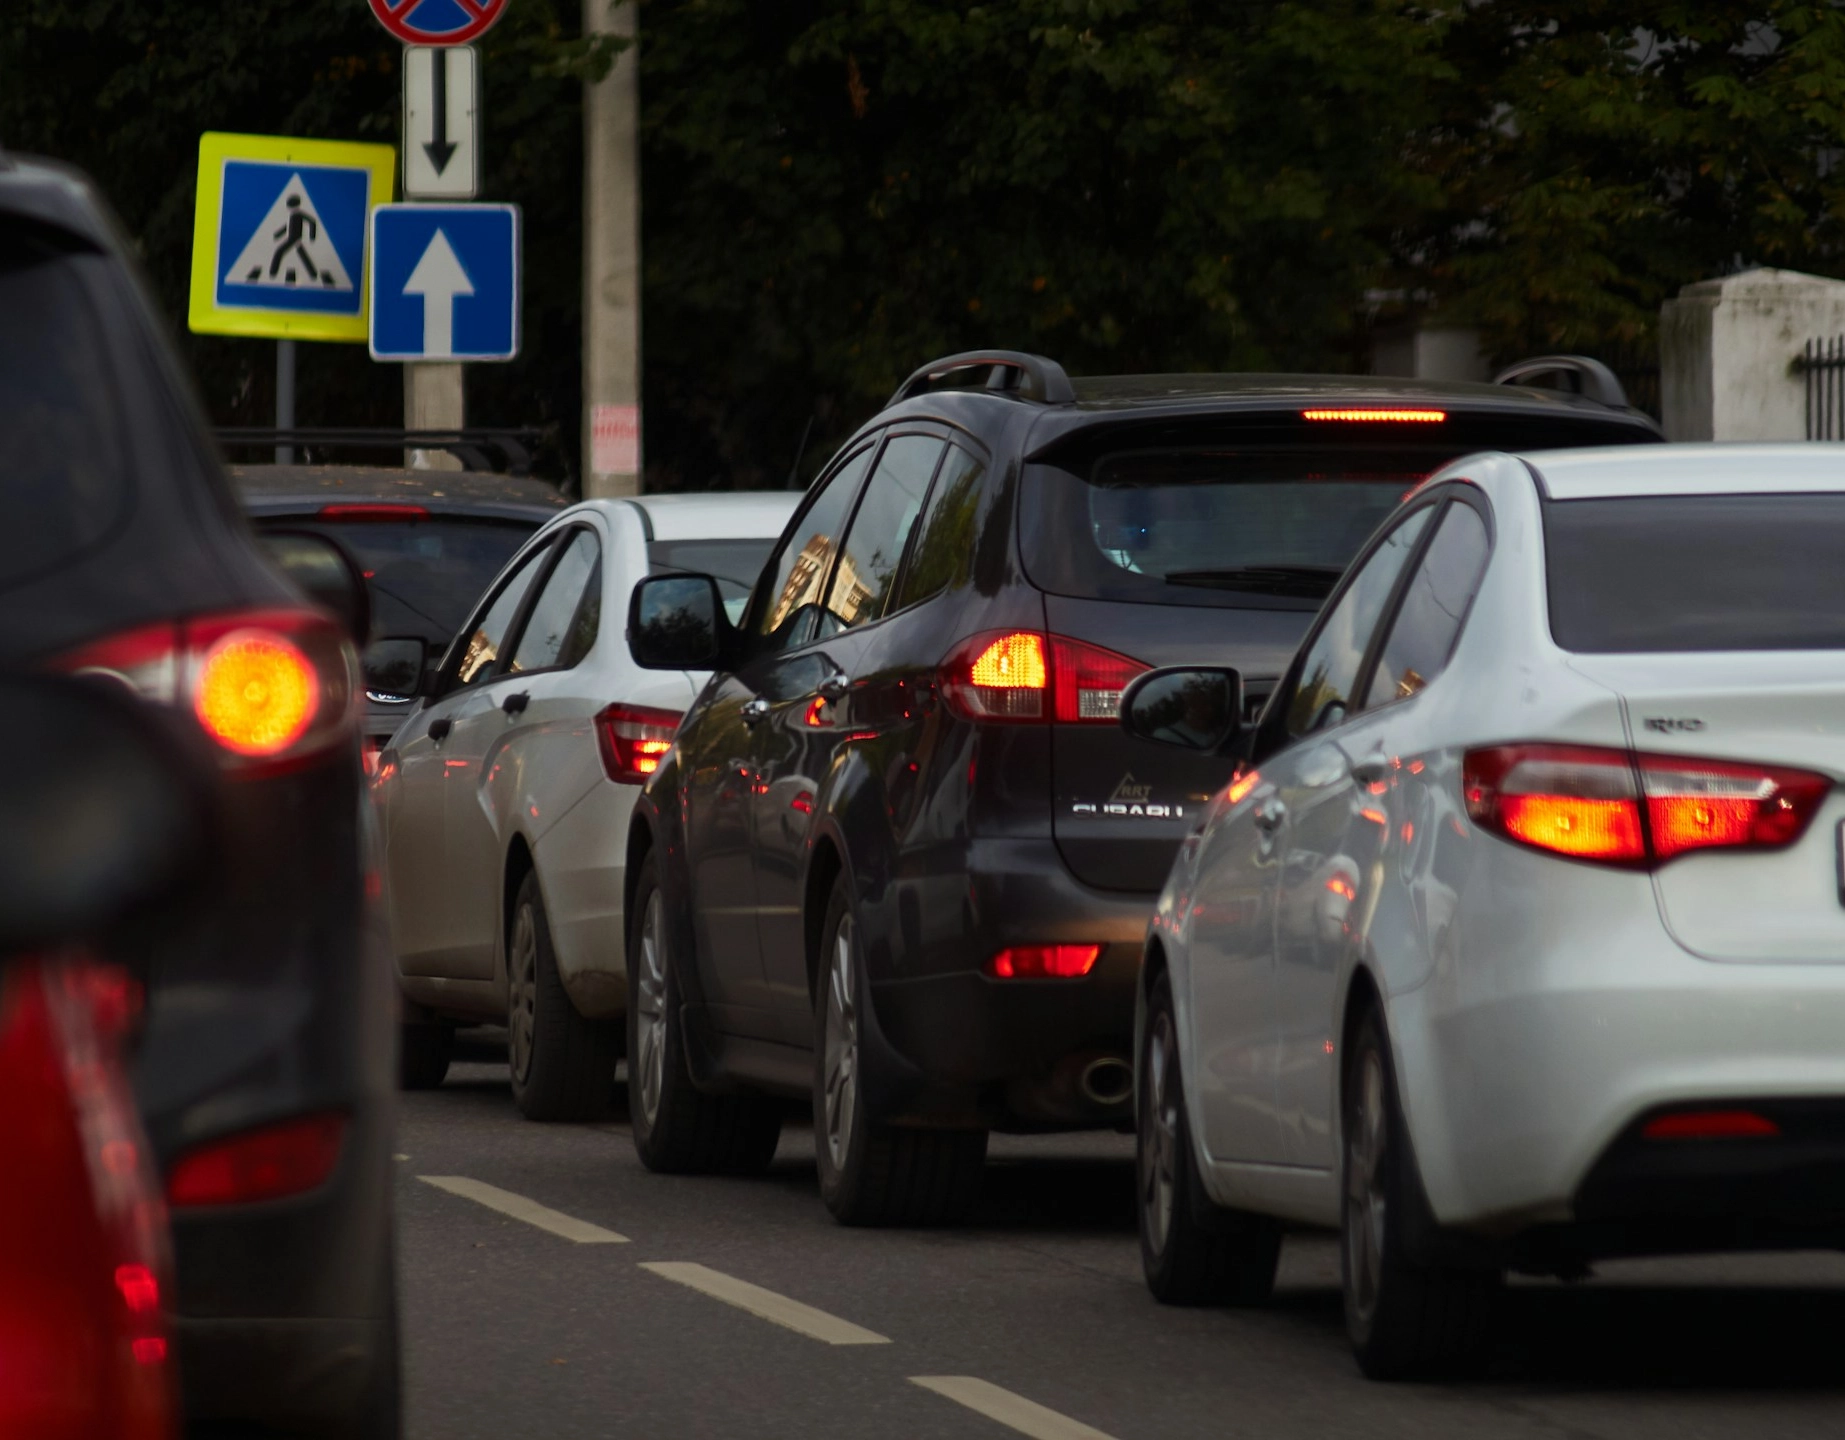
[367,0,508,45]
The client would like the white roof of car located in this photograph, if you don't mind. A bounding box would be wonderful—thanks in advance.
[1524,443,1845,500]
[629,491,800,540]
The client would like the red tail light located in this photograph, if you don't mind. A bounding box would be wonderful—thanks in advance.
[986,944,1103,979]
[596,703,681,783]
[1642,1109,1780,1141]
[165,1112,347,1208]
[940,630,1146,724]
[56,608,355,773]
[316,503,431,520]
[1464,744,1829,868]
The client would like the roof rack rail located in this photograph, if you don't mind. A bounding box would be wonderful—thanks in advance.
[215,426,551,476]
[888,350,1076,408]
[1491,355,1630,410]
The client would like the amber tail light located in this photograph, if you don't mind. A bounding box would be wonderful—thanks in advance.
[938,630,1146,724]
[595,703,682,784]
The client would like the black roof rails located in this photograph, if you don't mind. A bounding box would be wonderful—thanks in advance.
[215,426,551,476]
[888,350,1076,408]
[1492,354,1630,410]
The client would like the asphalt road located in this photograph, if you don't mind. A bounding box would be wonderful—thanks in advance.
[399,1034,1845,1440]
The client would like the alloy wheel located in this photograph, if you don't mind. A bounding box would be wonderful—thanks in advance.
[635,891,669,1128]
[821,913,859,1170]
[508,904,538,1086]
[1140,1011,1178,1256]
[1345,1048,1388,1326]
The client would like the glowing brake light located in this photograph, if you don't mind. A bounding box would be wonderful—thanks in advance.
[595,703,681,783]
[165,1112,347,1207]
[315,503,432,520]
[1302,408,1446,423]
[1641,1109,1780,1141]
[1463,744,1829,868]
[940,630,1146,723]
[986,944,1103,979]
[194,631,319,755]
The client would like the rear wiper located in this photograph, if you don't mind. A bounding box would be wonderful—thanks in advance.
[1163,565,1344,597]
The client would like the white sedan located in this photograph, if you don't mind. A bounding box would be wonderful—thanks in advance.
[1121,444,1845,1377]
[372,492,797,1118]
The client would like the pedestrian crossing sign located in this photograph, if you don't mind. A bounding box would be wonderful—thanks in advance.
[188,132,396,342]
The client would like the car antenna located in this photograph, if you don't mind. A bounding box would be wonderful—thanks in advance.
[786,412,815,490]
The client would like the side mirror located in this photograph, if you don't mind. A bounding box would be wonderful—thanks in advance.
[362,636,431,699]
[260,530,371,647]
[1120,666,1244,753]
[628,573,731,671]
[0,676,216,954]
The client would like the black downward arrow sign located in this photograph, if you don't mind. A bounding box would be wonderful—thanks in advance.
[424,50,457,175]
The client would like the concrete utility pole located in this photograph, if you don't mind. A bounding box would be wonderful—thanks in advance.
[404,363,465,470]
[582,0,642,497]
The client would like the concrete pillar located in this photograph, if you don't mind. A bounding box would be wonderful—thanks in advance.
[404,363,464,470]
[582,0,642,498]
[1660,268,1845,441]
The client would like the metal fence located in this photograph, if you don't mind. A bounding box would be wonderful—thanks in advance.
[1800,336,1845,440]
[1597,341,1660,421]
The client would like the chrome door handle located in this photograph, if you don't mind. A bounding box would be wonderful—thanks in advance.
[741,697,771,726]
[1252,798,1288,832]
[817,671,850,701]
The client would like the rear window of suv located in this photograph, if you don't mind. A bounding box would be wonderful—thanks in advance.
[1546,493,1845,652]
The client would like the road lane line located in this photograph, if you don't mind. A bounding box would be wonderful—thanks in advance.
[910,1377,1119,1440]
[418,1176,629,1243]
[639,1261,889,1345]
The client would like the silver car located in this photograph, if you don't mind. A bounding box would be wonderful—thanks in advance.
[1121,444,1845,1378]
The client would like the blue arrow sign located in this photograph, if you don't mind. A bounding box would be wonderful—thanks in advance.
[368,203,519,361]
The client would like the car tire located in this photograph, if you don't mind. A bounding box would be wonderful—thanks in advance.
[813,874,986,1227]
[398,1021,454,1090]
[627,850,782,1174]
[1138,969,1282,1305]
[507,869,620,1122]
[1343,1002,1500,1379]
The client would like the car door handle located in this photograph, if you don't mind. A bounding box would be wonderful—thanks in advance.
[817,671,850,701]
[428,716,452,743]
[501,690,530,716]
[741,697,771,726]
[1252,798,1288,832]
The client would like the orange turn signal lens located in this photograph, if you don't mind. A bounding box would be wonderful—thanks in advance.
[970,632,1047,690]
[193,630,319,756]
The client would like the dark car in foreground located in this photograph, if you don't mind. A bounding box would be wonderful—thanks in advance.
[619,349,1664,1226]
[3,154,397,1434]
[233,464,564,768]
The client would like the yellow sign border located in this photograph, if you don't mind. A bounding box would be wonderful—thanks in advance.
[188,132,396,343]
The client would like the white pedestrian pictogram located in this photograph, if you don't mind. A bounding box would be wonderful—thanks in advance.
[223,173,353,291]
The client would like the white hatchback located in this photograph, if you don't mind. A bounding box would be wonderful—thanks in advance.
[1122,444,1845,1377]
[372,492,797,1118]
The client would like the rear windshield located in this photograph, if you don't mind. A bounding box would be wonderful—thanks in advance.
[1546,493,1845,652]
[270,517,535,647]
[649,537,776,623]
[1,235,129,589]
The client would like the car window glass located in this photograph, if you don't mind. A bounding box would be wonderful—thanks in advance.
[453,540,551,687]
[895,444,985,611]
[1365,502,1489,708]
[511,529,601,673]
[1284,506,1433,738]
[755,445,874,653]
[821,435,945,631]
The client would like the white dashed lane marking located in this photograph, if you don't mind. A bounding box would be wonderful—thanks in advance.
[418,1176,630,1244]
[910,1376,1120,1440]
[639,1261,890,1345]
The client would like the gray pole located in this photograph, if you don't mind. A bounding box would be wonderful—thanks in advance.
[275,338,297,464]
[582,0,642,497]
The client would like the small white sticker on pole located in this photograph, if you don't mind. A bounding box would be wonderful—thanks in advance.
[593,404,641,474]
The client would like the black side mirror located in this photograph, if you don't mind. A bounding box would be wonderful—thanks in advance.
[628,573,732,671]
[0,676,216,954]
[1120,666,1244,753]
[260,530,372,647]
[363,636,431,699]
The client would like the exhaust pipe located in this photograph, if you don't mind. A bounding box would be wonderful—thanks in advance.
[1079,1056,1134,1108]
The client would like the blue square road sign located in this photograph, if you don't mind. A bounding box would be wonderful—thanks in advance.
[369,203,520,362]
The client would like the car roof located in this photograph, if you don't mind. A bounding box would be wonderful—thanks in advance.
[586,491,800,541]
[1523,443,1845,500]
[0,153,116,251]
[1065,371,1628,415]
[230,464,567,521]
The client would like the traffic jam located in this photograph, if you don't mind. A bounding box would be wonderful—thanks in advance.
[8,5,1845,1440]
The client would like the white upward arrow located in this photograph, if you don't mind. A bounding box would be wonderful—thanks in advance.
[403,228,473,358]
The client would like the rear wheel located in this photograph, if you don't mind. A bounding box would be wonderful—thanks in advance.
[1343,1003,1500,1379]
[398,1022,453,1091]
[507,869,619,1122]
[813,874,986,1226]
[626,849,782,1173]
[1138,970,1281,1305]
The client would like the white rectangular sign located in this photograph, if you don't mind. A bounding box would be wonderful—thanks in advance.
[403,45,478,199]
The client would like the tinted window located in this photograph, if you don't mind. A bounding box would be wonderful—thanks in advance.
[0,238,128,588]
[1547,494,1845,652]
[822,435,944,631]
[511,529,601,673]
[1365,501,1489,707]
[1285,506,1433,738]
[896,444,984,610]
[648,537,776,624]
[755,445,873,652]
[454,541,551,686]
